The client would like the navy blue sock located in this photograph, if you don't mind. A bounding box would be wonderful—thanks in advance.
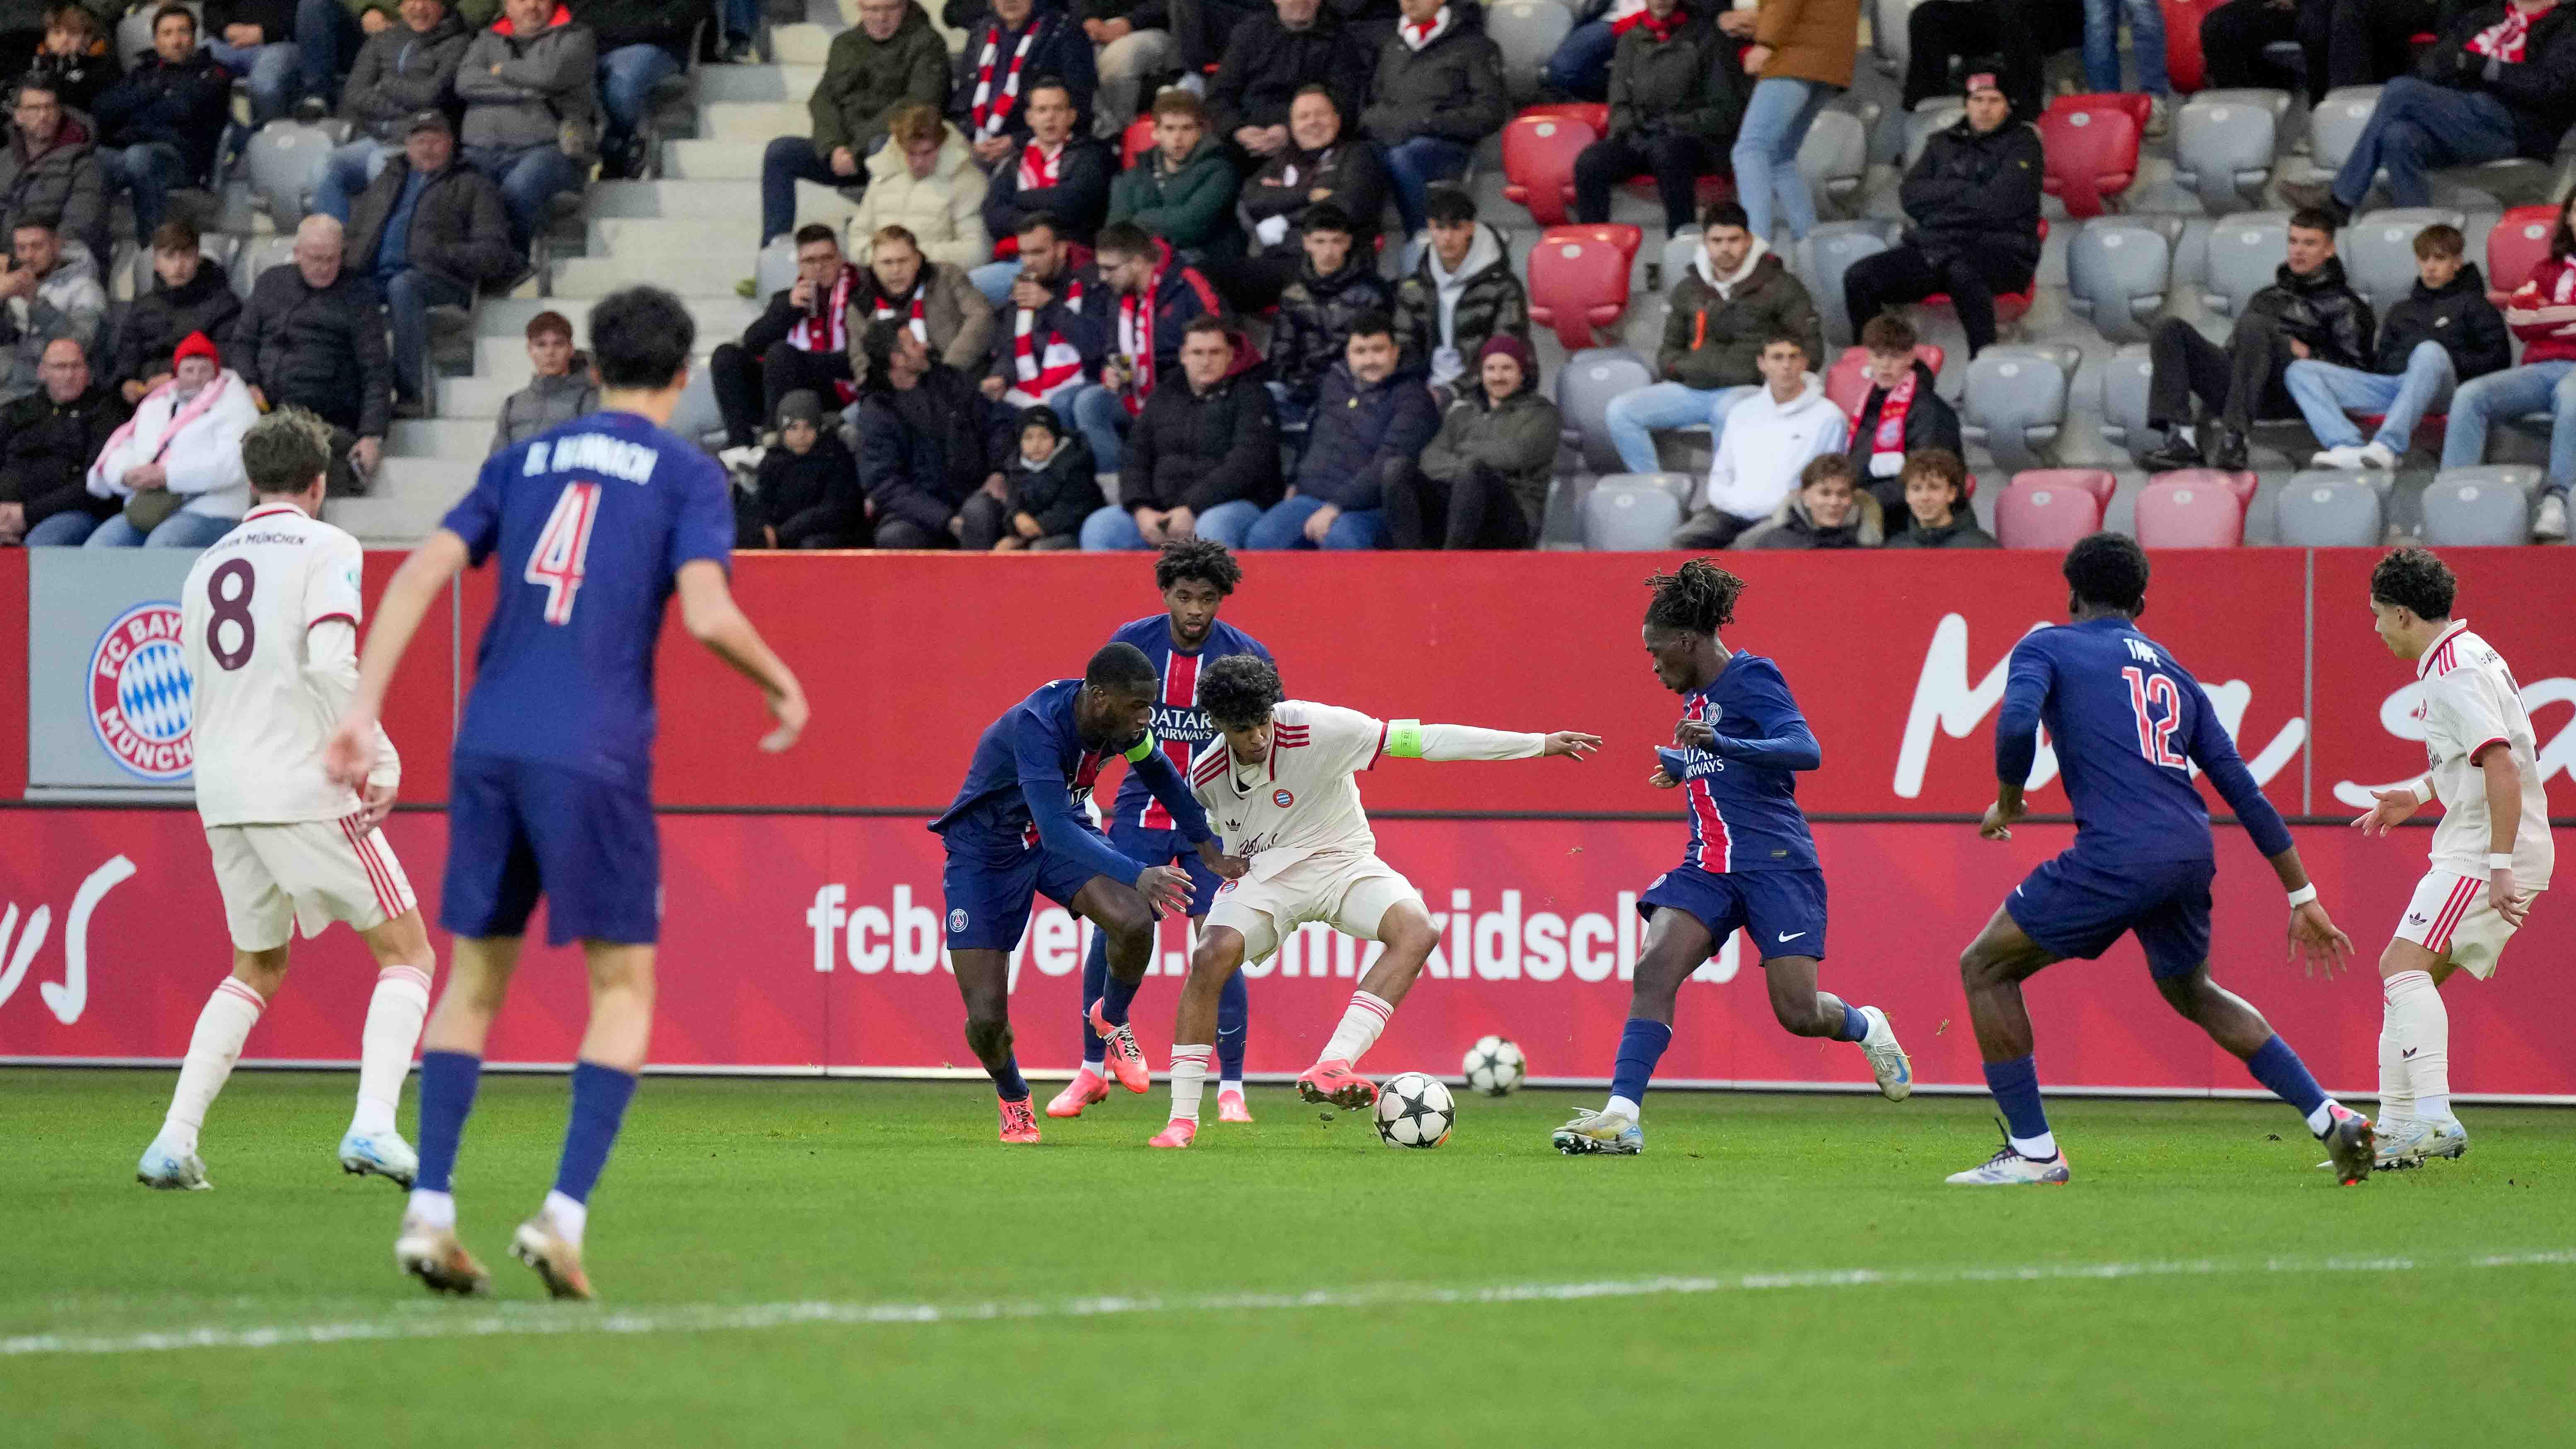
[1609,1018,1673,1105]
[2244,1033,2329,1122]
[991,1053,1030,1102]
[1079,929,1108,1065]
[1099,968,1143,1028]
[1982,1055,2051,1144]
[1831,996,1871,1042]
[414,1049,480,1195]
[552,1060,638,1205]
[1215,968,1249,1080]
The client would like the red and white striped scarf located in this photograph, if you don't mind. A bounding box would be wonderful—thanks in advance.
[1007,276,1086,405]
[2468,0,2555,63]
[1400,5,1453,49]
[785,267,856,400]
[969,16,1043,138]
[870,285,929,345]
[1115,253,1169,417]
[1017,138,1062,191]
[1855,366,1915,460]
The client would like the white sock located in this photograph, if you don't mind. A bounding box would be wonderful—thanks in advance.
[352,964,431,1138]
[2385,970,2450,1120]
[542,1190,588,1248]
[160,976,266,1154]
[1219,1078,1244,1097]
[2010,1131,2058,1160]
[2175,423,2197,446]
[2304,1101,2339,1137]
[1168,1046,1211,1123]
[1319,990,1394,1068]
[1605,1094,1641,1124]
[2376,1020,2414,1134]
[406,1188,455,1229]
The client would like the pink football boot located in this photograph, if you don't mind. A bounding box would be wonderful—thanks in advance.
[997,1096,1042,1144]
[1216,1089,1253,1123]
[1294,1058,1377,1110]
[1148,1118,1198,1149]
[1087,1001,1151,1093]
[1046,1067,1111,1118]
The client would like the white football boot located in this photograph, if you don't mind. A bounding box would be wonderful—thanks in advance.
[338,1129,420,1188]
[136,1137,211,1191]
[2416,1117,2468,1162]
[1551,1109,1642,1156]
[1946,1133,2071,1185]
[1857,1006,1913,1101]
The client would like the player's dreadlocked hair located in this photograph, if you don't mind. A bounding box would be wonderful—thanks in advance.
[1085,641,1160,695]
[1641,558,1745,636]
[2062,532,2150,614]
[1198,655,1284,730]
[1155,536,1242,595]
[2370,545,2456,622]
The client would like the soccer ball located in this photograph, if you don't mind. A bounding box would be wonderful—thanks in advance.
[1462,1035,1526,1097]
[1374,1072,1455,1149]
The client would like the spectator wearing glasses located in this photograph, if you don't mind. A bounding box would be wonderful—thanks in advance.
[1,73,105,265]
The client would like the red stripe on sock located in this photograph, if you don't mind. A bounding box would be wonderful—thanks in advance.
[379,964,433,994]
[217,977,266,1011]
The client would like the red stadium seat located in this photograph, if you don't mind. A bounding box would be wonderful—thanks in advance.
[1121,115,1155,169]
[1996,474,2104,548]
[2132,475,2245,547]
[1526,224,1640,350]
[2153,466,2256,508]
[2486,204,2557,302]
[1821,343,1947,414]
[2160,0,2226,91]
[2038,104,2142,218]
[1501,106,1606,227]
[2009,467,2116,508]
[1925,219,2046,325]
[2048,92,2152,131]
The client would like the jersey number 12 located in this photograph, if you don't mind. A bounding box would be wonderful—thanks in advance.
[2121,665,2187,770]
[525,481,600,625]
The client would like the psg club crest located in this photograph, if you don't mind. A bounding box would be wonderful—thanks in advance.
[88,601,194,781]
[1273,789,1295,808]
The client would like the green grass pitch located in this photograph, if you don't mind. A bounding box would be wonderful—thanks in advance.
[7,1068,2573,1446]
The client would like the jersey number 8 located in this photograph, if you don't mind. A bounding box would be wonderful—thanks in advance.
[2120,665,2187,770]
[206,557,256,672]
[525,480,601,626]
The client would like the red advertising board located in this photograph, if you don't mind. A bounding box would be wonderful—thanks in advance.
[5,808,2566,1099]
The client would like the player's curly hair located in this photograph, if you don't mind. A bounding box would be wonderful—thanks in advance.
[1155,537,1242,596]
[1198,655,1283,730]
[2062,532,2150,614]
[2370,545,2456,622]
[1642,558,1744,636]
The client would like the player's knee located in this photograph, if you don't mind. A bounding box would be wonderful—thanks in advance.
[231,950,289,997]
[1770,994,1831,1036]
[963,1011,1013,1063]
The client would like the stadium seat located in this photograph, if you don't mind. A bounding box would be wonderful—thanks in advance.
[1796,108,1870,217]
[1960,345,2075,472]
[2172,90,2288,215]
[1121,115,1155,169]
[752,235,798,300]
[1583,474,1686,549]
[2203,211,2290,317]
[2422,466,2538,544]
[1922,219,2046,330]
[2131,475,2246,547]
[2486,205,2557,300]
[244,121,338,233]
[668,363,726,447]
[1528,225,1641,350]
[1500,109,1603,228]
[2345,208,2465,317]
[2160,0,2226,91]
[118,0,203,66]
[1903,99,1965,169]
[2099,342,2157,462]
[1555,347,1654,472]
[1995,473,2105,548]
[1870,0,1922,77]
[2273,474,2385,546]
[2065,218,2173,343]
[2305,87,2383,180]
[1658,227,1701,291]
[228,234,295,299]
[2038,102,2143,219]
[2012,467,2117,507]
[127,232,237,300]
[1800,218,1900,346]
[1486,0,1574,103]
[1537,475,1586,549]
[2157,467,2259,508]
[1821,343,1945,414]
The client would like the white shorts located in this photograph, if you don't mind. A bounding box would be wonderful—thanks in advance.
[2392,869,2536,981]
[204,818,417,952]
[1205,851,1421,965]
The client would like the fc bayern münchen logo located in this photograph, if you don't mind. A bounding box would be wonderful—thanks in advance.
[88,601,193,781]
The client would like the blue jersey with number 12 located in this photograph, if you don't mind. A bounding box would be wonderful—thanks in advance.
[442,409,734,789]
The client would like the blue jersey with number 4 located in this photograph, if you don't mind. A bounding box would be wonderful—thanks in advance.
[1997,616,2293,865]
[441,410,734,789]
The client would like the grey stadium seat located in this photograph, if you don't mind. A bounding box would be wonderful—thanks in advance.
[1797,109,1870,218]
[1583,475,1687,550]
[2066,218,2173,344]
[2099,342,2157,462]
[1485,0,1572,104]
[1799,218,1899,347]
[1904,99,1966,169]
[1659,228,1701,293]
[752,235,798,300]
[244,121,340,233]
[2304,87,2383,181]
[1961,346,2075,473]
[1556,347,1654,472]
[2204,211,2290,318]
[127,234,237,300]
[2422,466,2538,544]
[2273,474,2384,546]
[2345,208,2465,317]
[228,235,296,298]
[2172,90,2288,216]
[668,364,727,448]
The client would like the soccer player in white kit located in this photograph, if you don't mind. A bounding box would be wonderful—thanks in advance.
[136,411,438,1192]
[2351,548,2553,1168]
[1145,655,1600,1148]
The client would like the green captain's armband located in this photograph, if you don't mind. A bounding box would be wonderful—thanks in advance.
[1123,732,1159,764]
[1386,720,1426,758]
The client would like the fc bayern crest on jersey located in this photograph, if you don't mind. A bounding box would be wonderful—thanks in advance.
[88,601,193,781]
[1273,788,1294,808]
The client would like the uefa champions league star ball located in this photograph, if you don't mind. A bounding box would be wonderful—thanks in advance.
[1462,1035,1526,1097]
[1374,1073,1456,1149]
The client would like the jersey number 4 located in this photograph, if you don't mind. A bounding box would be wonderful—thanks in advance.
[2121,665,2187,770]
[525,481,601,625]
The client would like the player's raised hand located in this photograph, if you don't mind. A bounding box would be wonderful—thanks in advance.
[1541,731,1601,760]
[322,711,381,791]
[2350,785,2421,836]
[354,780,397,835]
[2491,866,2532,928]
[1646,762,1678,789]
[1673,719,1716,751]
[1136,864,1195,917]
[1978,796,2024,841]
[758,683,808,754]
[2286,900,2354,978]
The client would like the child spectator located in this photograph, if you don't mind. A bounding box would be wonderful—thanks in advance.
[1879,445,1993,548]
[1743,452,1881,548]
[980,404,1103,550]
[740,388,865,548]
[2286,222,2509,471]
[489,309,599,452]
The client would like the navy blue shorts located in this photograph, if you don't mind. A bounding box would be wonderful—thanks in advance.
[1108,822,1218,916]
[441,753,660,947]
[2007,851,2215,980]
[942,835,1109,952]
[1637,865,1828,962]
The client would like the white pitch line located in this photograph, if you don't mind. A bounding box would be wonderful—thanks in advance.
[9,1249,2573,1358]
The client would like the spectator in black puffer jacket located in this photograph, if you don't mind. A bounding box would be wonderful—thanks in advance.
[232,215,395,493]
[571,0,705,179]
[1247,312,1435,549]
[110,220,240,403]
[1842,312,1959,520]
[1842,66,2040,360]
[1211,86,1387,313]
[90,5,232,244]
[1083,314,1277,549]
[1207,0,1363,161]
[2284,222,2509,469]
[976,404,1102,549]
[739,389,865,547]
[1571,0,1753,237]
[0,335,124,546]
[854,317,1018,547]
[1263,203,1390,423]
[1361,0,1506,237]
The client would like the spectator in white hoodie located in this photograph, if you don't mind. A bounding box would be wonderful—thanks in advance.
[1672,331,1844,548]
[83,330,258,548]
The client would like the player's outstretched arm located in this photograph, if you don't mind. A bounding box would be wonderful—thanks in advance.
[2475,746,2532,927]
[675,560,807,755]
[1386,721,1599,762]
[324,530,468,790]
[2351,779,2429,837]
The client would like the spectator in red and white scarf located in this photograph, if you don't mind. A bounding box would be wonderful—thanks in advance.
[1064,219,1218,480]
[1840,312,1959,528]
[2285,0,2576,220]
[847,223,997,381]
[950,0,1098,168]
[710,223,859,449]
[971,78,1113,305]
[978,212,1108,410]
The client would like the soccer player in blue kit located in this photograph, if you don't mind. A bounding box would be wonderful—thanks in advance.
[324,287,809,1300]
[1048,539,1273,1123]
[932,641,1246,1144]
[1949,534,2374,1186]
[1554,560,1914,1156]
